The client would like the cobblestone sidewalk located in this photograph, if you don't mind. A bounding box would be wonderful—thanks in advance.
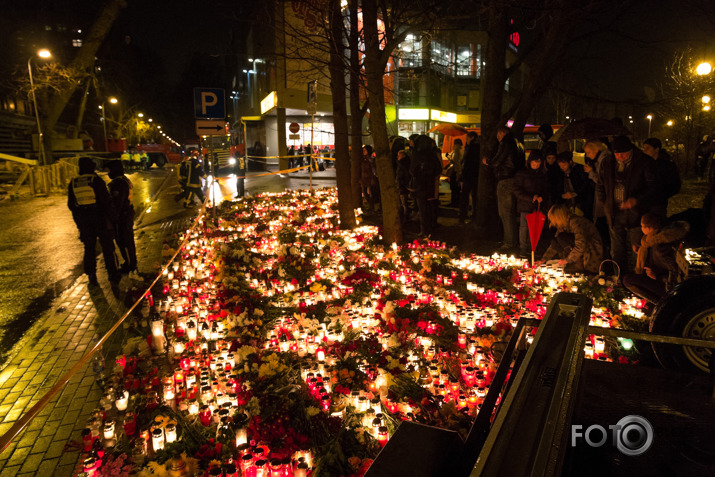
[0,174,194,476]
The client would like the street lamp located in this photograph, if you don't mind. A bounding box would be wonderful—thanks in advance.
[646,114,653,137]
[28,49,52,164]
[697,62,712,76]
[667,120,673,126]
[100,97,118,152]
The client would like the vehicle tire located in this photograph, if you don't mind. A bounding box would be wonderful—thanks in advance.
[649,275,715,373]
[156,154,166,168]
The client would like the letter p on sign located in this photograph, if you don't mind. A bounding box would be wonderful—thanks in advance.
[193,87,225,119]
[201,92,217,114]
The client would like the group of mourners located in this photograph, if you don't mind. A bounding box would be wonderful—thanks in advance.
[375,123,702,307]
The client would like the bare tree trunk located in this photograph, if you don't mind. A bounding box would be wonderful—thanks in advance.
[349,0,363,210]
[328,0,357,228]
[475,2,508,230]
[42,0,127,162]
[362,0,402,244]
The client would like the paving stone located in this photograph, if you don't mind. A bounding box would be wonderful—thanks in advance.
[5,446,30,467]
[59,409,81,426]
[58,451,79,466]
[19,452,43,473]
[48,406,68,422]
[1,464,21,476]
[53,463,77,476]
[30,435,53,455]
[4,408,24,422]
[36,457,60,476]
[9,396,31,412]
[53,423,74,441]
[44,440,66,460]
[16,429,41,448]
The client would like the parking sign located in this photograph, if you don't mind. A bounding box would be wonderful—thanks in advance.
[194,87,225,119]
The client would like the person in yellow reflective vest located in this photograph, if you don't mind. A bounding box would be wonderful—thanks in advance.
[140,151,149,170]
[120,150,131,170]
[131,150,141,172]
[68,157,120,286]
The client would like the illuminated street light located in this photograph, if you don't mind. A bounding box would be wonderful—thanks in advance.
[28,49,52,165]
[696,62,712,76]
[667,120,673,126]
[704,105,711,112]
[101,96,118,152]
[647,114,653,137]
[703,95,711,104]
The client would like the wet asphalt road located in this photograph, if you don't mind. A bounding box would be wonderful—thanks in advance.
[0,163,336,366]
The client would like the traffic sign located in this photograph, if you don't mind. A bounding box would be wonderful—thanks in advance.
[194,87,225,119]
[195,120,226,136]
[289,122,300,133]
[289,134,300,140]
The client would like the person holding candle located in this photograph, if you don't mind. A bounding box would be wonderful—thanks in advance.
[537,204,603,274]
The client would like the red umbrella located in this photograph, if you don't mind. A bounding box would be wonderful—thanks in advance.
[526,204,546,265]
[427,123,468,136]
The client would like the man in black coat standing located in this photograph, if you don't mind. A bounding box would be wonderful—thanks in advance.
[68,157,120,286]
[642,137,681,218]
[459,131,480,224]
[107,160,138,279]
[597,135,657,273]
[483,126,525,251]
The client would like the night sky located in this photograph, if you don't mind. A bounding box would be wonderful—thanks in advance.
[3,0,715,140]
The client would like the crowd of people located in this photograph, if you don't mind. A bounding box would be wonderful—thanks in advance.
[378,124,714,308]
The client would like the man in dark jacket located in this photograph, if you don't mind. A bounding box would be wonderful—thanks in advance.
[107,160,139,279]
[459,131,480,224]
[597,135,656,273]
[483,126,525,251]
[410,135,443,237]
[68,157,120,286]
[642,137,681,217]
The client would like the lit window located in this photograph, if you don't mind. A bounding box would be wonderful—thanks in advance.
[72,39,83,47]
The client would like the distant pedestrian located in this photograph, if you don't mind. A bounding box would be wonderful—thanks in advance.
[107,160,139,280]
[174,154,191,203]
[68,157,120,286]
[184,154,206,207]
[459,132,480,223]
[410,135,443,237]
[235,153,247,198]
[447,138,463,207]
